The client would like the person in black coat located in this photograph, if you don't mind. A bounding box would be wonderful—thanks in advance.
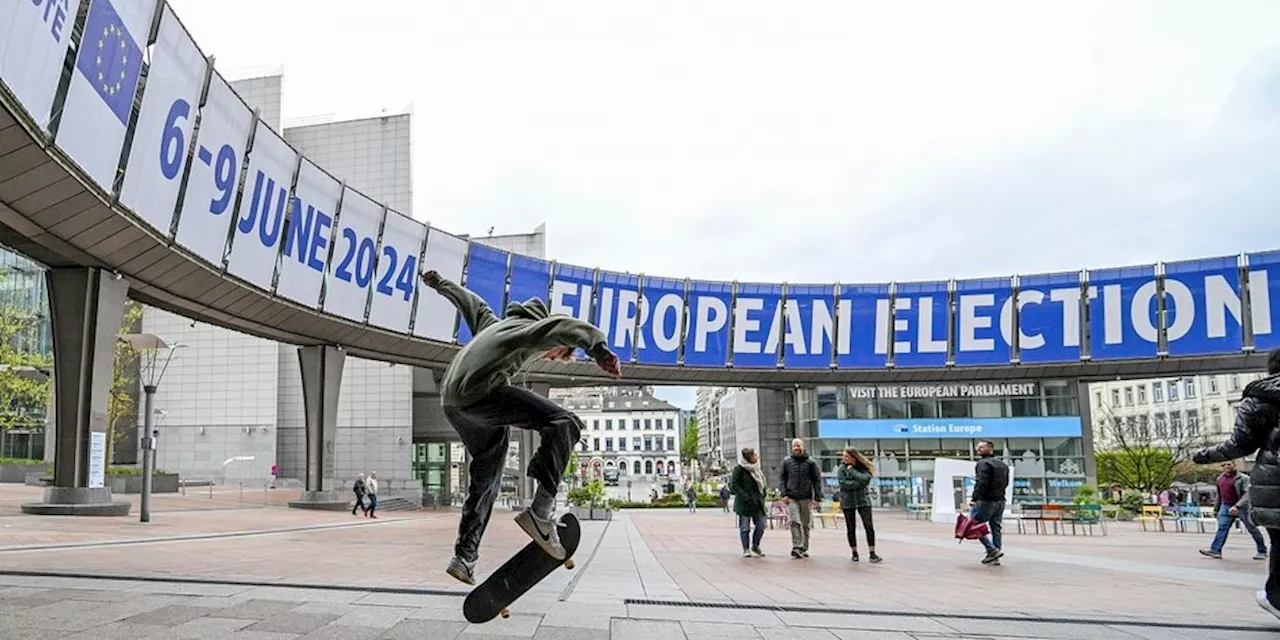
[1194,349,1280,620]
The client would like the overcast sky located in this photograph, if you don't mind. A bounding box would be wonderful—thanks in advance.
[166,0,1280,409]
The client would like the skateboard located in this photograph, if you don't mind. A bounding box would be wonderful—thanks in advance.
[462,513,582,624]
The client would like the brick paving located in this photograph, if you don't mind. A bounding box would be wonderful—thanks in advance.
[0,484,1277,638]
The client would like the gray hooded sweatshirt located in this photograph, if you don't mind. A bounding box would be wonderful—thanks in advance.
[429,277,611,407]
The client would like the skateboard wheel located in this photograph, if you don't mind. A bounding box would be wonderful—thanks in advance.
[500,608,510,618]
[564,560,575,570]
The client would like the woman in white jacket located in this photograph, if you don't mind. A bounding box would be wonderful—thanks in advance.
[365,471,379,518]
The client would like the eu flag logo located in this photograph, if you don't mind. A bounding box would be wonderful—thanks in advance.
[75,0,143,126]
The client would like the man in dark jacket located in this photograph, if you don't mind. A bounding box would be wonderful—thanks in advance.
[1199,460,1268,560]
[352,474,367,516]
[969,440,1010,565]
[779,438,822,558]
[423,271,621,586]
[1194,349,1280,620]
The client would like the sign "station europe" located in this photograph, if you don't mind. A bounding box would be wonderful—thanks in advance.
[9,0,1280,376]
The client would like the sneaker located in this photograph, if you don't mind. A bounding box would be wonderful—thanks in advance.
[751,547,766,558]
[743,549,752,558]
[446,556,476,585]
[1199,549,1223,559]
[869,552,882,564]
[981,549,1003,565]
[800,549,810,558]
[851,551,860,562]
[515,508,567,560]
[1257,590,1280,621]
[791,548,802,559]
[1256,552,1270,560]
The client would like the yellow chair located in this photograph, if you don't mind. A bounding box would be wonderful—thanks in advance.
[1137,505,1165,532]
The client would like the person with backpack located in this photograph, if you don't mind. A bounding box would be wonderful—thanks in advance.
[729,447,768,558]
[1194,349,1280,621]
[837,447,881,564]
[352,474,367,516]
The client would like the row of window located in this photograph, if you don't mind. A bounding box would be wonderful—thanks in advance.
[581,435,677,453]
[585,459,677,476]
[1100,409,1214,441]
[1102,375,1248,409]
[588,417,676,431]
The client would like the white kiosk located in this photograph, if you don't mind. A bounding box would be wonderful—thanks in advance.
[930,458,1015,525]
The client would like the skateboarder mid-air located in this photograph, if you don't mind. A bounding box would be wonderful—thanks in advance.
[421,270,622,586]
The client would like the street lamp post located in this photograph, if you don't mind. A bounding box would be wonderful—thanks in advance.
[119,333,183,523]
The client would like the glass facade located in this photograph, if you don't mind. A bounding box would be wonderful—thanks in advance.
[798,380,1089,507]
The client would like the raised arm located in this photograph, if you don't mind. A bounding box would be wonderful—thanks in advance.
[422,271,498,336]
[1194,397,1273,464]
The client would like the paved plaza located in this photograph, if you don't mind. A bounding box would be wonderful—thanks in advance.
[0,484,1277,639]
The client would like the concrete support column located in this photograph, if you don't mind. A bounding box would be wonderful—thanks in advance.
[518,382,551,503]
[288,345,348,511]
[1077,378,1098,487]
[22,268,130,516]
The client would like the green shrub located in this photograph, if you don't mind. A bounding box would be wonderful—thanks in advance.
[106,466,169,476]
[0,457,45,466]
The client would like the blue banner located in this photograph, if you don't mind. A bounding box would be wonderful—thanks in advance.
[1248,251,1280,351]
[1087,265,1158,361]
[638,275,684,366]
[731,282,783,368]
[685,280,733,367]
[953,278,1013,367]
[1163,256,1243,357]
[818,417,1083,439]
[593,270,639,359]
[836,283,889,369]
[892,281,949,368]
[783,284,836,369]
[458,243,509,344]
[507,255,551,309]
[1017,271,1081,363]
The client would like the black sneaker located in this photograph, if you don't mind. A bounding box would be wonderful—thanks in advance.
[981,549,1003,565]
[791,548,802,559]
[446,556,476,585]
[851,552,860,562]
[1199,549,1223,559]
[869,552,882,564]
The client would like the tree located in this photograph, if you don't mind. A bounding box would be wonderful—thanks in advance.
[680,416,699,465]
[0,290,52,456]
[1092,399,1205,495]
[105,301,143,466]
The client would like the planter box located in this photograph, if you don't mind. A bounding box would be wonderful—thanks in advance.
[0,464,48,484]
[569,505,614,521]
[106,473,180,494]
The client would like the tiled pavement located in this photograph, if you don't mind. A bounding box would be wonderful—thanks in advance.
[0,485,1278,638]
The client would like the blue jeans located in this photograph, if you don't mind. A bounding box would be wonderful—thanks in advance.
[738,514,766,551]
[1210,505,1267,554]
[969,500,1005,553]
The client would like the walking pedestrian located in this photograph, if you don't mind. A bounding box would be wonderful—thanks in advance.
[968,440,1009,565]
[838,447,880,564]
[780,438,822,558]
[1199,461,1269,560]
[719,485,731,512]
[352,474,367,516]
[365,471,379,518]
[685,483,698,513]
[1194,349,1280,621]
[730,448,768,557]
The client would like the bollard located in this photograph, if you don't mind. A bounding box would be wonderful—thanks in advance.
[209,482,213,499]
[264,482,268,506]
[239,481,243,503]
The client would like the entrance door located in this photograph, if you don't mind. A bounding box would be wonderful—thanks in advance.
[412,442,450,506]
